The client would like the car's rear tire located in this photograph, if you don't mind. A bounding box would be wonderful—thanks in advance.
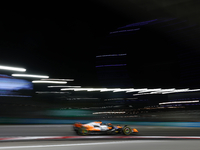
[122,126,132,135]
[78,127,89,136]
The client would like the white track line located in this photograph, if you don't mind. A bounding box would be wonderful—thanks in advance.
[0,140,162,149]
[1,136,200,141]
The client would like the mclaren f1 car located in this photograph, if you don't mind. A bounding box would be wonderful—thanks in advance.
[73,121,138,135]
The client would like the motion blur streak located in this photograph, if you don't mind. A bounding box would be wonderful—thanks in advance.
[48,86,81,88]
[96,54,127,57]
[159,100,199,105]
[32,81,67,84]
[0,65,26,72]
[41,79,74,81]
[0,141,160,149]
[12,74,49,78]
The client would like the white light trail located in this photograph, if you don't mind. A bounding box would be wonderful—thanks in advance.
[36,91,69,94]
[187,89,200,92]
[159,100,199,105]
[100,88,120,92]
[59,88,200,94]
[87,88,107,91]
[138,88,161,93]
[48,86,81,88]
[113,89,131,92]
[61,88,75,91]
[74,88,93,91]
[126,88,147,93]
[133,93,151,96]
[32,81,67,84]
[151,88,175,94]
[41,78,74,81]
[161,89,189,94]
[0,65,26,72]
[12,74,49,78]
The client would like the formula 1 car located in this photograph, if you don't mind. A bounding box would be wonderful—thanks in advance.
[73,121,138,135]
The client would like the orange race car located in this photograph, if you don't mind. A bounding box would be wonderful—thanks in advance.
[73,121,138,135]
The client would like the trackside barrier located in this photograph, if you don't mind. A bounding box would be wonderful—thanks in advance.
[0,117,200,127]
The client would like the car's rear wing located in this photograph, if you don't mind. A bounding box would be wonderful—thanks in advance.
[73,122,82,128]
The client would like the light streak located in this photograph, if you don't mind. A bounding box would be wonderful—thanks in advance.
[96,54,126,57]
[100,88,120,92]
[126,88,147,93]
[48,86,81,88]
[41,78,74,81]
[150,89,175,94]
[32,81,67,84]
[161,89,189,94]
[96,64,126,67]
[87,88,107,91]
[109,28,140,34]
[36,91,69,94]
[138,88,161,93]
[74,88,94,91]
[113,89,131,92]
[159,100,199,105]
[12,74,49,78]
[117,19,158,29]
[60,88,74,91]
[0,65,26,72]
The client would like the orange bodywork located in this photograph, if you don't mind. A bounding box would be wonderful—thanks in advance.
[133,128,138,133]
[94,121,102,124]
[74,123,82,128]
[107,127,112,130]
[83,124,101,131]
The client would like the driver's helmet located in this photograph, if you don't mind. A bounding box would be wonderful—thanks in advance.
[97,121,102,125]
[107,123,112,126]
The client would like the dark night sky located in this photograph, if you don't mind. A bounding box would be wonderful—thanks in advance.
[1,1,200,88]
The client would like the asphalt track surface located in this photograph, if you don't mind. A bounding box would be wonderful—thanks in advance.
[0,125,200,137]
[0,125,200,150]
[0,140,200,150]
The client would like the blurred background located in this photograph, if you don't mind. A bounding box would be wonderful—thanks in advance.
[1,0,200,125]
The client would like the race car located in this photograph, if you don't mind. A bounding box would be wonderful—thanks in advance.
[73,121,138,135]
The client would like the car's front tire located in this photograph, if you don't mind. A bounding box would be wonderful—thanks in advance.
[122,126,132,135]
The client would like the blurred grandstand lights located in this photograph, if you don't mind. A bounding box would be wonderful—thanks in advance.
[12,74,49,78]
[0,65,26,72]
[32,80,67,84]
[159,100,199,105]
